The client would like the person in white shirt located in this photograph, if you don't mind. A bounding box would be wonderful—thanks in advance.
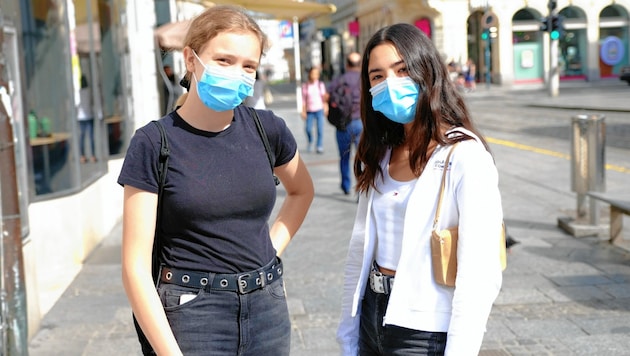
[77,75,96,163]
[337,23,504,355]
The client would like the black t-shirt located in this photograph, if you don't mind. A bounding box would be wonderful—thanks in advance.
[117,105,297,273]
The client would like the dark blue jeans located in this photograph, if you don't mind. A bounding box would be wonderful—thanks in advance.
[359,284,447,355]
[336,118,362,193]
[157,273,290,355]
[305,109,325,151]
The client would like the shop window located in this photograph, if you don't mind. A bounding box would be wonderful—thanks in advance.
[20,0,129,198]
[557,7,588,79]
[22,0,77,196]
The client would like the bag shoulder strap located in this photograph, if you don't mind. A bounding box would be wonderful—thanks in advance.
[154,120,170,193]
[432,143,458,230]
[151,120,169,283]
[446,127,481,144]
[247,107,280,186]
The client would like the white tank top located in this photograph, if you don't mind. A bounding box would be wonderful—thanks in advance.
[373,152,415,271]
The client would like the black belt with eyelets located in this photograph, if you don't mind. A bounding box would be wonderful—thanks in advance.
[159,258,283,295]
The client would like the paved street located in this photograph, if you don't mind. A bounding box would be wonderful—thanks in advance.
[28,81,630,355]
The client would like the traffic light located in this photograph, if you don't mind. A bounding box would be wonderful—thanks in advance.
[540,16,550,32]
[550,15,564,40]
[481,29,489,40]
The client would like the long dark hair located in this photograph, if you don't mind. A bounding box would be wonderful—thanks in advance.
[354,23,489,193]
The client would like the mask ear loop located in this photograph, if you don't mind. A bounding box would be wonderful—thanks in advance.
[192,51,205,68]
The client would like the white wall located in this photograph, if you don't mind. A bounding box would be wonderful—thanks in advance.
[127,0,161,131]
[25,158,125,338]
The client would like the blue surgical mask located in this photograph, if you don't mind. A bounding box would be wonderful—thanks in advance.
[370,76,420,124]
[193,51,255,111]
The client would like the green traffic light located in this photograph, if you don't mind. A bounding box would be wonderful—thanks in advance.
[550,30,560,40]
[481,32,488,40]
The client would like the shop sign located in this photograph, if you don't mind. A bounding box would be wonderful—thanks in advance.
[600,36,625,66]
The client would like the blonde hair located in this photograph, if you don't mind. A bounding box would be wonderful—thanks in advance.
[181,5,268,86]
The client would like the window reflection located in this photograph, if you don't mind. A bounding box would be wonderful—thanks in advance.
[21,0,129,196]
[23,0,74,195]
[77,74,96,164]
[94,1,126,157]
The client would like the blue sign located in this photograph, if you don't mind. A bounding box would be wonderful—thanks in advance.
[279,20,293,39]
[600,36,625,66]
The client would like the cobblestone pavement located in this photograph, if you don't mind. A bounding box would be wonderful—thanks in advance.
[28,81,630,355]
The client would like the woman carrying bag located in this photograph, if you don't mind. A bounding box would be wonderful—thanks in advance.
[337,23,504,355]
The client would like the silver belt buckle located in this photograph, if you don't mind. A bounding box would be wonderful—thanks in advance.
[370,271,386,294]
[369,270,394,294]
[238,274,250,294]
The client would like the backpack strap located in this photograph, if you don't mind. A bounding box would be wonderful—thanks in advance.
[247,107,280,186]
[152,120,170,284]
[132,119,169,355]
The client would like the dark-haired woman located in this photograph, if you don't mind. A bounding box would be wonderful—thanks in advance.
[337,23,503,355]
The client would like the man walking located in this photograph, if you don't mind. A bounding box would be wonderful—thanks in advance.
[329,52,362,195]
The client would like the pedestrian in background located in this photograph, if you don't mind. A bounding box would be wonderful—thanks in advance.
[337,23,503,355]
[301,66,327,153]
[463,58,477,91]
[77,74,96,163]
[118,5,314,356]
[328,52,362,195]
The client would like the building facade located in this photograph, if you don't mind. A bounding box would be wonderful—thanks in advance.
[0,0,174,338]
[323,0,630,87]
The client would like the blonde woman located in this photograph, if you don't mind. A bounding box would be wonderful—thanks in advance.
[118,6,314,355]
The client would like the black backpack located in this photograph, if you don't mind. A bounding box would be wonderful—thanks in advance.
[327,77,353,130]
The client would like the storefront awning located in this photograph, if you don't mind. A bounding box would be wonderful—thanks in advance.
[156,0,336,49]
[195,0,336,22]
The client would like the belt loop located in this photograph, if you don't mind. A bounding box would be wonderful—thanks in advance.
[384,275,391,295]
[205,273,215,292]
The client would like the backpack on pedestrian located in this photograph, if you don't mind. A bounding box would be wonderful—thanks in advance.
[327,77,353,130]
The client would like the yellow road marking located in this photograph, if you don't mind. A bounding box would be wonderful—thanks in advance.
[486,137,630,174]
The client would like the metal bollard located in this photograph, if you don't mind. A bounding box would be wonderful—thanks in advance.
[570,114,605,223]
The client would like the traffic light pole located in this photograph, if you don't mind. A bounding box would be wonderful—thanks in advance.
[549,38,559,97]
[547,0,559,97]
[485,33,491,89]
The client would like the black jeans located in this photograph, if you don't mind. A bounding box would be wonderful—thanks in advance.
[359,284,447,355]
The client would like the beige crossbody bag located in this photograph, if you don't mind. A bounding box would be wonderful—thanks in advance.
[430,143,507,287]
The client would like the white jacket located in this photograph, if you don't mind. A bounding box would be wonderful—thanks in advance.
[337,129,503,355]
